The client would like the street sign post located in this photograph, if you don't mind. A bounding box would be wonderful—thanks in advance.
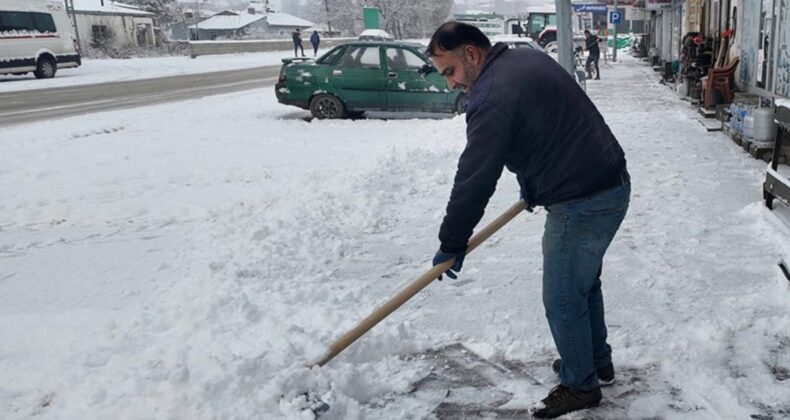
[611,0,618,62]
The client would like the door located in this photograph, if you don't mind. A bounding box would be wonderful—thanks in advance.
[331,45,387,110]
[757,0,775,89]
[384,47,450,112]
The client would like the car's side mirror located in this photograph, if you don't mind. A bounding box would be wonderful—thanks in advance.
[419,64,436,75]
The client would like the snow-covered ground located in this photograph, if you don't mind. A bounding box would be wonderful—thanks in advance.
[0,50,295,93]
[2,56,790,419]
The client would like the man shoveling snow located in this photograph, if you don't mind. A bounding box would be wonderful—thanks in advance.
[427,22,630,419]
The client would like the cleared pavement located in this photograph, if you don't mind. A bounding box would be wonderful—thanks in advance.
[0,66,280,127]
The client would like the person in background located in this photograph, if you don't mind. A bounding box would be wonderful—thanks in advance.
[292,29,305,57]
[426,21,630,418]
[584,29,601,80]
[310,30,320,57]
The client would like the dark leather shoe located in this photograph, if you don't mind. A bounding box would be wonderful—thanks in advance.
[531,384,602,418]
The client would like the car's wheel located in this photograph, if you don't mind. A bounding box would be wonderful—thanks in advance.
[454,93,468,114]
[310,94,347,119]
[34,56,57,79]
[544,41,559,53]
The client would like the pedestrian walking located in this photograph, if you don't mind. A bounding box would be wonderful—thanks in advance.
[426,22,630,419]
[292,29,305,57]
[310,30,320,57]
[584,29,601,80]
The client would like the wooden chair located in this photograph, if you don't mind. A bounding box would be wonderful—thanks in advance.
[703,57,739,109]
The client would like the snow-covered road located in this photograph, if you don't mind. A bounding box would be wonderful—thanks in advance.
[0,50,292,93]
[1,56,789,419]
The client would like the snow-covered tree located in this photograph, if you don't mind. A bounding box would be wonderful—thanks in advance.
[308,0,453,38]
[124,0,178,26]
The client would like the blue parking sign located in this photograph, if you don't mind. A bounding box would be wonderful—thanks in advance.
[609,11,622,24]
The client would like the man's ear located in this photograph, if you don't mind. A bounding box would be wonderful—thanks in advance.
[464,45,482,65]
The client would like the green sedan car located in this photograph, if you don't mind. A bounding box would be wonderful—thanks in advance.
[275,41,467,119]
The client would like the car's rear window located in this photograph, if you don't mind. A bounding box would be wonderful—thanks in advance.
[338,45,381,69]
[317,47,345,65]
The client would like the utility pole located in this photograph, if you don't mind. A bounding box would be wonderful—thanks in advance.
[612,0,618,62]
[324,0,332,34]
[65,0,81,50]
[554,0,574,75]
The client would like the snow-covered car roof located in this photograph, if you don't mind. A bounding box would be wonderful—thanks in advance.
[490,35,543,51]
[358,29,394,41]
[491,35,537,43]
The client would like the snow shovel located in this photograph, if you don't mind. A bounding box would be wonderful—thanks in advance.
[313,199,528,367]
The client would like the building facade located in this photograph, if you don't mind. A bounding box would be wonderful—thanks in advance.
[72,0,155,48]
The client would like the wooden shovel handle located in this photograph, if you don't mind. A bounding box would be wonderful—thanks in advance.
[315,200,527,367]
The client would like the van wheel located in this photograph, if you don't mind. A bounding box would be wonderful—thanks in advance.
[310,94,346,119]
[34,57,57,79]
[454,93,468,114]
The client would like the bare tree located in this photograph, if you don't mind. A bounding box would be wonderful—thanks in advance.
[310,0,452,38]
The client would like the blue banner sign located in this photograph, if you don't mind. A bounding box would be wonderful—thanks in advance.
[573,4,609,13]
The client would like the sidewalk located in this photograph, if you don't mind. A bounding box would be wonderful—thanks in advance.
[368,55,790,418]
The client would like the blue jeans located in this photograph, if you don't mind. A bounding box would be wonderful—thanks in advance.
[542,181,630,390]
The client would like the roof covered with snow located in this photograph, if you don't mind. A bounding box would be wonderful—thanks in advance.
[265,13,313,28]
[72,0,154,16]
[190,11,265,30]
[189,10,314,30]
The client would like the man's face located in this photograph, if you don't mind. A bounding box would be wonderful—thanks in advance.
[430,45,485,93]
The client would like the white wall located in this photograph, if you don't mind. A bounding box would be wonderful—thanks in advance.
[75,14,154,48]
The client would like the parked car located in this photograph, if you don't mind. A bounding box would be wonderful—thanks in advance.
[0,0,81,79]
[491,35,543,50]
[275,41,467,119]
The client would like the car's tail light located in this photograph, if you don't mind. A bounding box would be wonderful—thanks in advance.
[278,72,286,84]
[73,39,80,54]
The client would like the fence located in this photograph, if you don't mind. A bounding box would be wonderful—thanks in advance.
[188,38,356,58]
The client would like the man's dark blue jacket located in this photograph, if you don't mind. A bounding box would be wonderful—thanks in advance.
[439,43,626,253]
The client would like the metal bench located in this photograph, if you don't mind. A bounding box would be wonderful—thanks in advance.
[764,104,790,210]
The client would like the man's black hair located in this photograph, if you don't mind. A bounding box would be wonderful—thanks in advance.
[426,21,492,57]
[584,29,591,35]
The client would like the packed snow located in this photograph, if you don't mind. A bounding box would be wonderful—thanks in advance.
[1,56,790,420]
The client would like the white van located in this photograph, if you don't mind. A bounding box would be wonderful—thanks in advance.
[0,0,81,79]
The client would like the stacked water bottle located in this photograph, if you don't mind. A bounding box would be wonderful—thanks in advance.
[729,101,750,136]
[729,97,776,145]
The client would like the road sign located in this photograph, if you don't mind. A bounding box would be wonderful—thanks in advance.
[609,11,622,24]
[625,7,651,21]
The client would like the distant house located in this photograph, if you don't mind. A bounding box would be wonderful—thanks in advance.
[71,0,156,48]
[169,7,215,41]
[180,3,314,41]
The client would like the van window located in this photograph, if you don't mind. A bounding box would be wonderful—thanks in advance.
[0,11,56,33]
[31,13,56,33]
